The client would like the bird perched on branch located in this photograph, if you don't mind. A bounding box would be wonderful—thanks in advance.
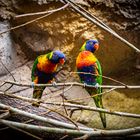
[76,39,106,128]
[31,50,66,107]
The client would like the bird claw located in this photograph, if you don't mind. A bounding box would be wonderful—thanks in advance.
[83,83,87,88]
[94,83,99,89]
[52,81,57,87]
[31,82,35,88]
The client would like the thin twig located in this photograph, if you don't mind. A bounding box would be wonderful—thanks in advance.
[23,109,58,124]
[73,134,91,140]
[69,1,115,33]
[60,82,69,116]
[0,3,69,36]
[0,109,9,113]
[47,102,140,119]
[1,92,140,119]
[0,60,16,82]
[63,0,140,53]
[44,85,73,101]
[3,80,140,89]
[0,60,16,91]
[70,71,128,87]
[39,104,79,129]
[15,4,68,18]
[59,135,69,140]
[0,102,93,131]
[0,127,9,131]
[64,87,116,103]
[0,119,42,140]
[1,119,140,137]
[0,111,10,119]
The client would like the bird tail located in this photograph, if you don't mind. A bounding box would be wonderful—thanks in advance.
[93,96,106,128]
[32,86,45,107]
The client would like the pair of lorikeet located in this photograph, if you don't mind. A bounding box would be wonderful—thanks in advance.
[31,39,106,128]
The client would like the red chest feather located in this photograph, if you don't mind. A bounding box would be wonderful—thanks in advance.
[76,51,97,68]
[37,60,57,73]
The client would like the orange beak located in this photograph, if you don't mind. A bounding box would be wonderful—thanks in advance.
[59,58,65,65]
[94,43,99,51]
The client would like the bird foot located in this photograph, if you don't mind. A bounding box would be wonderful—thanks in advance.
[31,82,35,88]
[94,83,99,89]
[83,83,87,88]
[32,102,40,107]
[52,81,57,87]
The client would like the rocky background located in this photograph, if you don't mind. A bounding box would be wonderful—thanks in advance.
[0,0,140,138]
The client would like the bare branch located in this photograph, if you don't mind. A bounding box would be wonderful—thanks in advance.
[70,71,128,87]
[0,3,69,36]
[1,119,140,137]
[0,102,93,131]
[2,80,140,89]
[40,103,79,129]
[0,111,10,119]
[15,3,69,18]
[65,87,117,103]
[0,60,16,91]
[63,0,140,53]
[1,120,42,140]
[46,102,140,119]
[60,82,69,116]
[1,92,140,119]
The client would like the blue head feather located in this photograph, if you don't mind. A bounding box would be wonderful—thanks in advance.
[50,50,66,64]
[81,39,99,53]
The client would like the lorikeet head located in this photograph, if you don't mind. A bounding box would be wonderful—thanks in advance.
[80,39,99,53]
[49,50,66,64]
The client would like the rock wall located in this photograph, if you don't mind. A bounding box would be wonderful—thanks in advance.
[0,0,139,75]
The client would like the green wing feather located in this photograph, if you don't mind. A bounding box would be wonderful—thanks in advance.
[95,59,102,93]
[31,58,38,82]
[86,59,106,128]
[32,52,53,107]
[31,52,52,82]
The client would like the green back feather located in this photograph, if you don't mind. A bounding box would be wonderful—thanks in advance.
[96,60,102,85]
[80,42,86,51]
[31,52,53,82]
[31,58,38,81]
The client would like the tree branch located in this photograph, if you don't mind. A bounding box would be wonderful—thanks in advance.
[14,3,69,18]
[62,0,140,53]
[0,111,10,119]
[0,119,140,137]
[2,80,140,89]
[48,102,140,119]
[0,3,69,36]
[0,102,93,131]
[1,92,140,119]
[0,120,42,140]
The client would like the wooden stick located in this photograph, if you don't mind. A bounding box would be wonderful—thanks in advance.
[1,92,140,119]
[0,3,69,36]
[0,119,42,140]
[2,80,140,89]
[15,3,69,18]
[0,102,93,131]
[0,111,10,119]
[1,119,140,137]
[47,102,140,119]
[64,0,140,53]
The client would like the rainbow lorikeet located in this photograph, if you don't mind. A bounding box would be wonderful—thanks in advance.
[76,39,106,128]
[31,50,66,107]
